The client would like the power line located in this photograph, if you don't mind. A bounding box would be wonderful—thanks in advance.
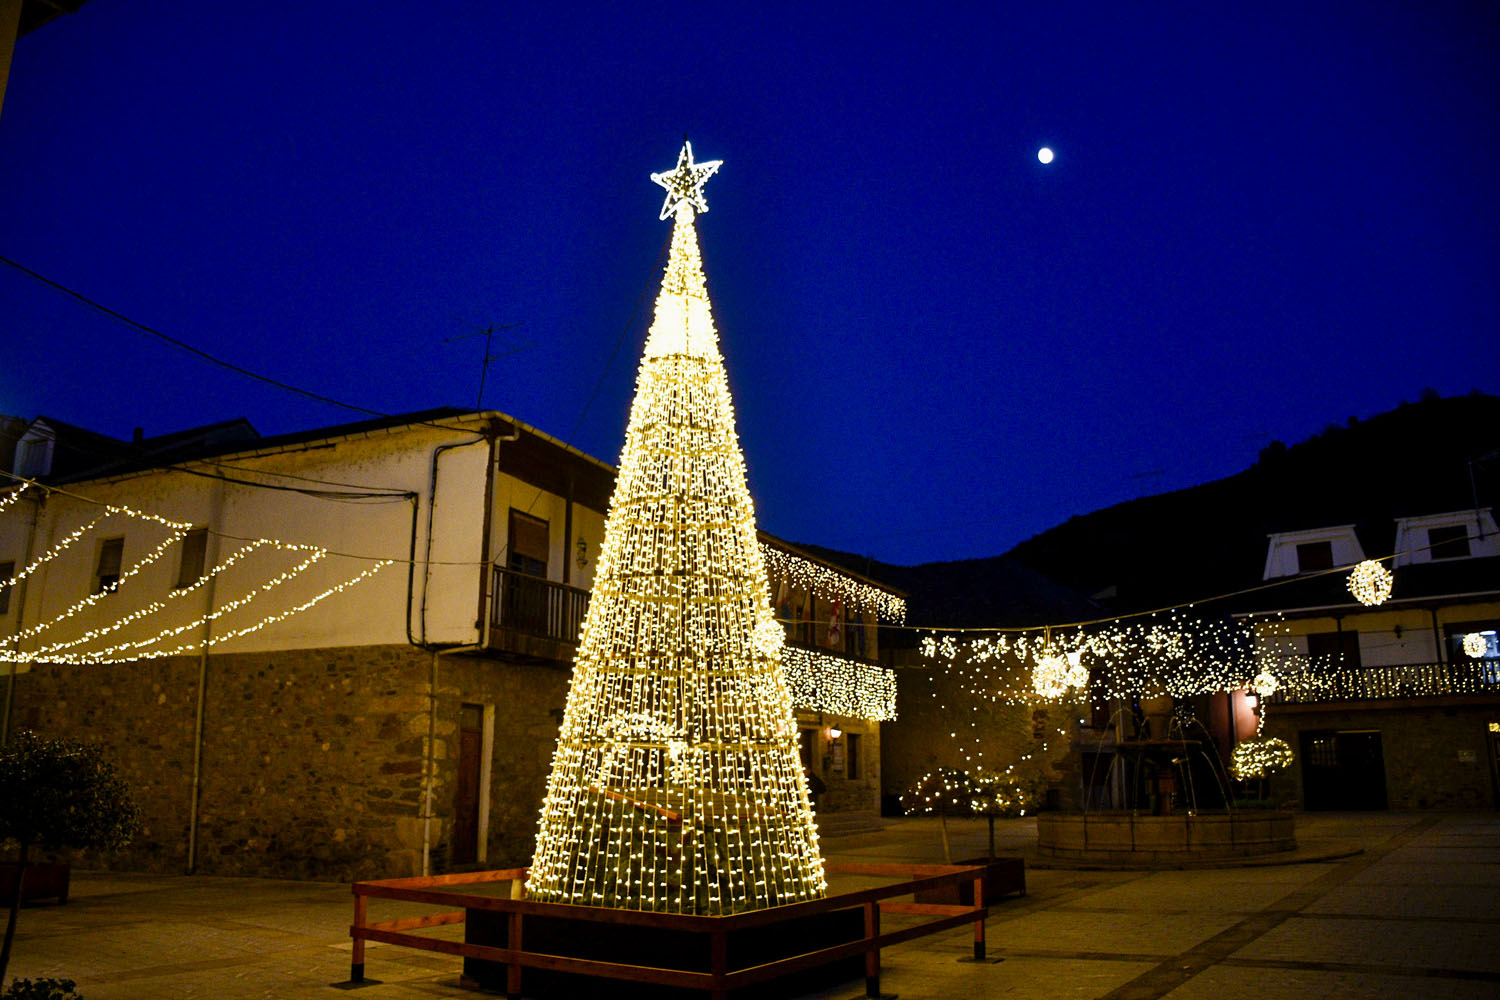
[0,253,474,435]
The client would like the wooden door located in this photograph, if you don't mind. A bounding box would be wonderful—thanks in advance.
[452,704,483,864]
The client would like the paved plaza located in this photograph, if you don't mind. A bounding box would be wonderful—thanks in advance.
[6,812,1498,999]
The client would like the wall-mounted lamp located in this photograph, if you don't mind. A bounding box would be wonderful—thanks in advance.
[827,725,843,740]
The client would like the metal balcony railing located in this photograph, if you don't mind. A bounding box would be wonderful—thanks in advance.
[489,567,588,644]
[1270,659,1500,704]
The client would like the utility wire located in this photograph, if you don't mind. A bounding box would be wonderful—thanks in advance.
[0,253,475,435]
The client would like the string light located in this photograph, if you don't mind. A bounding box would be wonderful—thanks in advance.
[0,481,32,514]
[1347,559,1393,606]
[760,546,906,623]
[1229,737,1294,780]
[527,144,825,917]
[1251,668,1279,699]
[780,645,897,721]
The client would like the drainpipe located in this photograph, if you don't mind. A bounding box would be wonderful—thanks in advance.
[420,434,487,644]
[186,477,225,873]
[1,487,43,744]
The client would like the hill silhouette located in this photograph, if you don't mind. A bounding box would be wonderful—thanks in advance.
[797,392,1500,626]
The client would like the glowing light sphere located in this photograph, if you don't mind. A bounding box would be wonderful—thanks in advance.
[1464,632,1488,659]
[1037,147,1055,164]
[1347,559,1393,606]
[1230,737,1294,780]
[1251,669,1279,700]
[1032,652,1069,698]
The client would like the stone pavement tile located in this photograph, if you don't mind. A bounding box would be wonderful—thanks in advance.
[1385,846,1500,865]
[1346,861,1500,887]
[1047,868,1327,915]
[1305,883,1500,921]
[984,909,1238,958]
[795,952,1155,1000]
[1229,916,1500,974]
[1162,965,1500,1000]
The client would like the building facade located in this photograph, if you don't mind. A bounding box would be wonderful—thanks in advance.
[1244,507,1500,810]
[0,408,902,879]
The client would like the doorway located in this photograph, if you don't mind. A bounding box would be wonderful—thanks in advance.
[1300,729,1388,810]
[452,703,488,864]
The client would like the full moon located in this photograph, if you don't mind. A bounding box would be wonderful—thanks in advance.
[1037,147,1055,164]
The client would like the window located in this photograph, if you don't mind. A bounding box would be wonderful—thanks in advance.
[175,528,208,589]
[0,561,13,615]
[1296,540,1334,573]
[1428,525,1470,560]
[507,510,549,577]
[845,732,861,780]
[1307,630,1361,669]
[94,537,124,593]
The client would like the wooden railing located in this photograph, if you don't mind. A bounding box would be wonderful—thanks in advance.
[345,862,992,1000]
[1271,659,1500,704]
[490,567,588,644]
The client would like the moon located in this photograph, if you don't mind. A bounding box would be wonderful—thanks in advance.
[1037,147,1055,164]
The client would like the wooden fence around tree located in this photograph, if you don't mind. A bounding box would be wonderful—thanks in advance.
[344,862,994,999]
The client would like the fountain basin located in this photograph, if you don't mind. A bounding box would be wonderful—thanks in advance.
[1037,811,1295,865]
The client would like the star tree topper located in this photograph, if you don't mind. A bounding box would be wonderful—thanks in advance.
[650,140,722,221]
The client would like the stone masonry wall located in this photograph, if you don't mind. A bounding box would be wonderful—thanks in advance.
[1264,702,1500,810]
[8,645,569,881]
[882,664,1071,813]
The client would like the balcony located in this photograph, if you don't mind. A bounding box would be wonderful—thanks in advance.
[1270,659,1500,706]
[487,566,589,664]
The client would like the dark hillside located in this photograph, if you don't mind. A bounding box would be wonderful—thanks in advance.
[1004,392,1500,612]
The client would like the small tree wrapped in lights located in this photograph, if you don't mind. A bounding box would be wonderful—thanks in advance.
[903,767,1037,862]
[525,144,825,916]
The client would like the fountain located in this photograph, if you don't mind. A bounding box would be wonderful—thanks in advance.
[1036,700,1296,865]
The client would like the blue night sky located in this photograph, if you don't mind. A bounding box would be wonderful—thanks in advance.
[2,2,1496,565]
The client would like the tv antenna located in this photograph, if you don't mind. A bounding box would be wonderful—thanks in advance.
[446,322,530,410]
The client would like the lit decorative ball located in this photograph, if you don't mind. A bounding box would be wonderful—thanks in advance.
[1032,653,1068,698]
[1463,632,1488,659]
[1347,559,1393,606]
[1230,737,1294,781]
[1251,669,1279,699]
[1063,651,1088,689]
[754,618,785,656]
[1037,147,1054,164]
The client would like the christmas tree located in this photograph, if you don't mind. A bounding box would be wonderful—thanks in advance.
[526,143,827,915]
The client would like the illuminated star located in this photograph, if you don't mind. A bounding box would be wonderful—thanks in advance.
[650,141,722,221]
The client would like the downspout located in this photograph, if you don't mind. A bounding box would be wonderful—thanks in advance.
[1,488,43,744]
[186,478,226,873]
[1431,607,1445,664]
[420,435,487,645]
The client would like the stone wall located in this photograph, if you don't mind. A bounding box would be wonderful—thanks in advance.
[1264,701,1500,810]
[881,664,1071,813]
[7,644,569,881]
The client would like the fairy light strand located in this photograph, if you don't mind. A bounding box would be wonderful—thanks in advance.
[526,144,825,916]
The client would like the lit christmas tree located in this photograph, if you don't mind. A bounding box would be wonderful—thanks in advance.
[526,143,827,915]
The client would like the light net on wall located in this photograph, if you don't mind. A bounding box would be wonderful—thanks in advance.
[526,143,826,915]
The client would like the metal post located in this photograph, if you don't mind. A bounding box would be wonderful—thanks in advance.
[864,900,881,997]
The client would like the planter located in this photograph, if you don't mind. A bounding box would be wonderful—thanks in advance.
[912,856,1025,906]
[0,861,71,905]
